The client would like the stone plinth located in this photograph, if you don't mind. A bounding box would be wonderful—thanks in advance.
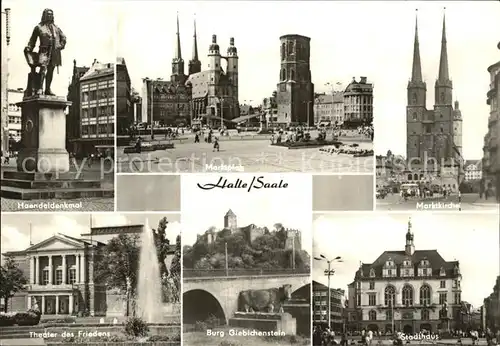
[16,95,71,173]
[228,312,296,335]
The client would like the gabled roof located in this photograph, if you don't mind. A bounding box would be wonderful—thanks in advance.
[80,61,114,81]
[4,233,92,255]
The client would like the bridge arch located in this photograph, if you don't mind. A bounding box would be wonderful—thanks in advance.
[183,289,227,325]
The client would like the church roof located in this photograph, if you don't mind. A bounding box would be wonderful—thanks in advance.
[357,249,458,279]
[225,209,236,217]
[187,71,210,98]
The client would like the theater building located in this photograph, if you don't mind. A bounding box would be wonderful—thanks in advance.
[3,225,175,317]
[346,218,462,334]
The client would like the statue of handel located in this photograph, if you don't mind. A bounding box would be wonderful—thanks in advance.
[24,9,66,97]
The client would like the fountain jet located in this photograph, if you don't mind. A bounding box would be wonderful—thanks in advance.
[137,219,164,323]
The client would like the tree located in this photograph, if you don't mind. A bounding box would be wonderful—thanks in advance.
[0,257,28,312]
[152,217,170,278]
[94,234,140,316]
[168,234,181,302]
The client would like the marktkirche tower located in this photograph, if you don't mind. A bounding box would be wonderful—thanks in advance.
[406,10,463,186]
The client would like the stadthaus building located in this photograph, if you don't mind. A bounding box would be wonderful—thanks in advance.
[347,219,462,334]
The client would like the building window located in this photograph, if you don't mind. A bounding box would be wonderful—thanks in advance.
[384,285,396,306]
[356,294,361,306]
[440,280,446,288]
[439,293,447,305]
[369,293,376,306]
[422,268,428,276]
[55,269,62,285]
[454,293,461,304]
[404,269,409,276]
[420,285,431,306]
[412,112,417,120]
[369,281,375,290]
[42,269,49,285]
[69,268,76,284]
[421,309,430,320]
[402,285,414,306]
[388,269,392,276]
[369,268,375,277]
[386,309,393,321]
[369,310,377,321]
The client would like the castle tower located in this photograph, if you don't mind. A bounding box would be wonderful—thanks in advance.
[406,10,427,161]
[405,218,415,256]
[276,34,314,126]
[224,209,237,231]
[171,13,185,83]
[226,37,239,120]
[188,18,201,75]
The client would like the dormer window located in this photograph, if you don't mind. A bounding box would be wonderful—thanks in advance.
[369,268,375,277]
[454,265,460,275]
[440,267,446,276]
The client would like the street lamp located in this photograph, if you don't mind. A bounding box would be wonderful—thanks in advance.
[302,100,313,129]
[314,255,342,330]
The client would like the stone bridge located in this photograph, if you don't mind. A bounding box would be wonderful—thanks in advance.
[183,270,310,324]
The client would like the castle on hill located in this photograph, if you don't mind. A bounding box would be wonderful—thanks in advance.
[200,209,301,250]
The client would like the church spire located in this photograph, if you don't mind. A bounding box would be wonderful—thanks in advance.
[192,17,199,61]
[188,14,202,75]
[438,9,449,82]
[411,10,423,82]
[171,12,185,80]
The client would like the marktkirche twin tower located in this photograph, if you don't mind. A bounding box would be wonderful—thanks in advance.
[406,11,463,180]
[141,14,239,127]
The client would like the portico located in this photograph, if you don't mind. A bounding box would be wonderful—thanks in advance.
[23,234,95,316]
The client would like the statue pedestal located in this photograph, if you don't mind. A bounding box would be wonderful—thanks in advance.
[16,95,71,173]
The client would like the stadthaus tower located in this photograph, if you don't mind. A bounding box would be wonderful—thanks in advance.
[406,12,463,169]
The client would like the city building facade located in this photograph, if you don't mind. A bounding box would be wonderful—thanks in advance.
[312,280,345,331]
[482,41,500,201]
[276,34,314,126]
[313,92,345,126]
[343,77,373,126]
[67,60,90,153]
[2,225,176,317]
[464,160,482,181]
[482,276,500,331]
[347,219,462,334]
[406,15,463,188]
[116,57,133,135]
[7,88,23,142]
[77,60,115,156]
[262,92,278,126]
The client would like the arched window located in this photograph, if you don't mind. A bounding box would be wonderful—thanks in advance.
[281,43,286,60]
[290,69,295,81]
[384,286,395,306]
[402,285,414,306]
[386,309,393,321]
[407,174,412,181]
[282,69,286,81]
[288,41,294,55]
[412,112,417,120]
[421,309,430,320]
[413,173,418,181]
[369,310,377,321]
[420,285,431,306]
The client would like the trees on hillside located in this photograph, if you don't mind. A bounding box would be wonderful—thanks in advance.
[183,224,310,271]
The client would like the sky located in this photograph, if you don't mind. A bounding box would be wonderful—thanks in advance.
[2,0,115,96]
[181,173,312,254]
[312,213,500,309]
[1,213,181,258]
[117,1,499,159]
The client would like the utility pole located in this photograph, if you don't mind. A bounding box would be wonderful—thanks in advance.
[225,242,228,276]
[314,255,342,330]
[150,80,154,140]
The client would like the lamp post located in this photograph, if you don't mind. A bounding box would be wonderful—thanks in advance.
[314,255,342,330]
[302,101,313,129]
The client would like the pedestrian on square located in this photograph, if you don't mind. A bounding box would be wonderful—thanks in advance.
[213,136,220,152]
[194,132,200,143]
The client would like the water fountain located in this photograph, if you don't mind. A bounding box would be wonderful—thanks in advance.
[137,219,164,323]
